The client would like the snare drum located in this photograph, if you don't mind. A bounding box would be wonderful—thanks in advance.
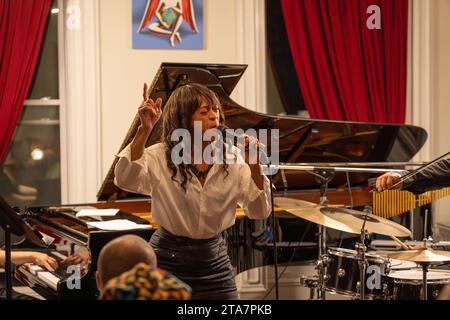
[386,269,450,300]
[325,248,390,299]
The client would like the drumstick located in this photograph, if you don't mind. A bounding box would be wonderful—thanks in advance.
[390,235,412,250]
[429,269,450,274]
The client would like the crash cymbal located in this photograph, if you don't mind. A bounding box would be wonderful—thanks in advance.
[273,198,411,237]
[273,197,318,209]
[387,249,450,263]
[274,197,345,209]
[274,198,360,234]
[320,207,411,237]
[273,197,325,219]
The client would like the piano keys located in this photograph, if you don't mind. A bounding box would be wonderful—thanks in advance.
[13,204,153,299]
[16,251,72,293]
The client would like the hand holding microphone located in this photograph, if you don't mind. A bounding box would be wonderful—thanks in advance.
[217,125,270,165]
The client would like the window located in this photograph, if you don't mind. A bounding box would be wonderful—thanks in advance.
[0,0,62,208]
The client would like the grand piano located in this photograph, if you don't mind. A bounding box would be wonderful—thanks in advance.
[12,63,427,299]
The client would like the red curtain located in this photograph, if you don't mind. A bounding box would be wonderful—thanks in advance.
[281,0,408,123]
[0,0,52,162]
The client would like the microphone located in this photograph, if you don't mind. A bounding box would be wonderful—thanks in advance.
[217,125,266,145]
[217,125,242,141]
[216,125,271,166]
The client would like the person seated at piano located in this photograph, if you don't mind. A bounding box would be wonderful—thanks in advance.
[0,250,58,299]
[0,249,58,272]
[376,158,450,194]
[114,83,271,300]
[62,249,91,269]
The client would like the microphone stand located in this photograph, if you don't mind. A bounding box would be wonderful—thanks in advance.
[357,208,370,300]
[259,147,280,300]
[220,126,281,299]
[3,224,12,299]
[313,169,335,300]
[267,167,279,300]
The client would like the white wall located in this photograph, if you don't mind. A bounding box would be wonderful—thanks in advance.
[409,0,450,238]
[430,0,450,159]
[430,0,450,238]
[98,0,266,179]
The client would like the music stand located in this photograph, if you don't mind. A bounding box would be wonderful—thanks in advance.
[0,196,26,300]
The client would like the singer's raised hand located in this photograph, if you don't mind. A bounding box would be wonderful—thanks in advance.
[139,83,162,130]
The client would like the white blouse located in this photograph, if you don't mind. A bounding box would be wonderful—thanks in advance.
[114,143,271,239]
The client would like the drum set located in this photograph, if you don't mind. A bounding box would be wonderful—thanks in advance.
[274,197,450,300]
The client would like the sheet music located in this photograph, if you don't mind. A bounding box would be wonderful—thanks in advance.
[86,219,151,231]
[75,209,119,218]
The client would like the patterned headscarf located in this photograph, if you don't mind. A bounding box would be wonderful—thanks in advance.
[100,263,191,300]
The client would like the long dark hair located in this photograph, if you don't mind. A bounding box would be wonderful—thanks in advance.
[160,83,228,191]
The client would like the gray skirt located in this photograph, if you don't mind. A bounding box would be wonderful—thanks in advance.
[149,228,238,300]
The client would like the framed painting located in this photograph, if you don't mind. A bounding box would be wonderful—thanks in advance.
[132,0,204,49]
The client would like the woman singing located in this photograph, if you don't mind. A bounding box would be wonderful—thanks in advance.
[114,83,271,299]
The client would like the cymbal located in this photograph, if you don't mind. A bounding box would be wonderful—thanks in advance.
[273,197,317,209]
[320,207,411,237]
[273,197,324,219]
[387,249,450,263]
[274,197,349,211]
[273,198,411,237]
[274,198,360,234]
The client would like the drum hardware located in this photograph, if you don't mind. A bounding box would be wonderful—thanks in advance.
[420,263,429,300]
[387,210,450,300]
[300,275,319,300]
[386,268,450,300]
[387,239,450,300]
[356,206,371,300]
[275,189,450,300]
[273,165,414,301]
[324,247,390,299]
[317,225,327,300]
[356,242,369,300]
[275,196,411,300]
[420,235,431,300]
[362,281,390,300]
[316,169,335,300]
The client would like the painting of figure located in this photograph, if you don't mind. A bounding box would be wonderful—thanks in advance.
[132,0,204,49]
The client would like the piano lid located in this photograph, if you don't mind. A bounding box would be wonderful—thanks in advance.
[97,63,247,201]
[97,63,428,201]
